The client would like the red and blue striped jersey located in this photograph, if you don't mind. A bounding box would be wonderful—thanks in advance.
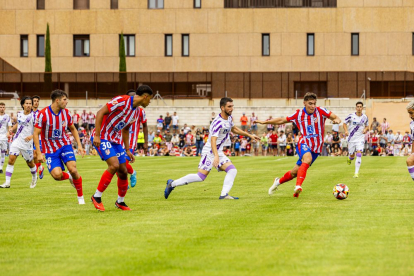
[286,107,331,153]
[34,106,73,153]
[127,108,146,150]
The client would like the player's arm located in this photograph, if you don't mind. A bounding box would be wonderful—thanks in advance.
[343,123,349,136]
[122,126,135,163]
[10,123,17,134]
[93,106,109,147]
[143,122,149,151]
[255,117,288,126]
[231,126,260,142]
[33,127,45,163]
[68,124,85,157]
[329,113,341,124]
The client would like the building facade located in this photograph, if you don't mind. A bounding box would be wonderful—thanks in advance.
[1,0,414,98]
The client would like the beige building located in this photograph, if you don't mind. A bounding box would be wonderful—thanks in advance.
[1,0,414,99]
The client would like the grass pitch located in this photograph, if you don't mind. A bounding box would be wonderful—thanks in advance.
[0,155,413,276]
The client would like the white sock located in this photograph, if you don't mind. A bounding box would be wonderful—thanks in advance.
[408,165,414,180]
[0,151,5,169]
[5,164,14,185]
[221,167,237,196]
[117,196,124,203]
[355,157,362,174]
[171,173,206,187]
[94,190,103,197]
[30,166,37,180]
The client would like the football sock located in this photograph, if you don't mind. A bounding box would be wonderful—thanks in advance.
[355,152,362,174]
[171,172,206,187]
[349,156,354,161]
[0,150,5,169]
[117,178,128,202]
[125,160,134,175]
[61,171,70,181]
[221,165,237,196]
[296,163,310,186]
[407,165,414,180]
[30,166,37,180]
[73,176,83,197]
[279,171,294,185]
[5,164,13,184]
[95,170,115,196]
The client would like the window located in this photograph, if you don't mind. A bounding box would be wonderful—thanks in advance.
[262,34,270,56]
[73,35,90,57]
[73,0,90,10]
[37,0,45,9]
[182,34,189,57]
[194,0,201,8]
[148,0,164,9]
[352,33,359,56]
[111,0,118,9]
[307,33,315,56]
[120,35,135,57]
[20,35,28,57]
[37,35,45,57]
[165,34,172,57]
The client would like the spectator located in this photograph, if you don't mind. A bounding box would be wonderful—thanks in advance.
[341,133,349,156]
[403,131,411,149]
[172,111,179,134]
[278,120,286,133]
[386,129,395,145]
[332,121,339,134]
[241,137,247,156]
[252,138,259,156]
[178,136,185,149]
[371,117,380,132]
[88,111,96,131]
[269,130,278,156]
[292,123,299,137]
[234,138,240,156]
[186,130,194,146]
[149,144,158,156]
[83,134,91,155]
[371,130,379,151]
[386,142,394,156]
[286,133,295,156]
[156,115,164,131]
[332,131,340,148]
[164,112,172,130]
[171,133,179,146]
[159,145,170,156]
[261,133,269,156]
[153,131,162,148]
[224,147,231,156]
[210,112,216,124]
[324,132,333,155]
[73,110,80,130]
[278,130,287,156]
[81,110,88,129]
[164,130,173,152]
[183,146,193,157]
[381,118,389,134]
[250,112,258,134]
[137,129,146,155]
[78,127,85,146]
[332,144,342,156]
[195,129,204,156]
[183,123,191,134]
[240,113,248,131]
[148,131,155,147]
[379,130,388,150]
[266,116,274,132]
[394,131,403,156]
[365,131,372,155]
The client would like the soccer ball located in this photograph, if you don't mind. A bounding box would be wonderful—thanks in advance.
[333,184,349,200]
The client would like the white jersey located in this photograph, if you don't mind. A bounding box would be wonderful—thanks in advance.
[410,121,414,138]
[12,111,35,150]
[344,113,368,143]
[0,114,11,141]
[202,114,234,154]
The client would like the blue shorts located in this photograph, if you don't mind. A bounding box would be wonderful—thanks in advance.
[125,148,134,162]
[45,145,76,172]
[33,141,43,152]
[296,142,319,166]
[91,137,126,164]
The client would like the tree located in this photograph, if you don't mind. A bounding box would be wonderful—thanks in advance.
[118,33,127,94]
[44,23,53,94]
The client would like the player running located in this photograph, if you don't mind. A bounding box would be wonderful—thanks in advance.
[255,92,341,197]
[0,102,11,174]
[124,89,148,189]
[91,85,153,211]
[343,101,369,178]
[405,101,414,180]
[33,90,85,204]
[32,95,45,179]
[164,97,260,200]
[0,97,37,189]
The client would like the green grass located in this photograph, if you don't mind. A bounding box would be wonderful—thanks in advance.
[0,155,414,276]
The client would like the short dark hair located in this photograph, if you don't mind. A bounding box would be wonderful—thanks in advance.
[32,95,40,100]
[0,102,5,106]
[220,97,233,108]
[20,96,33,109]
[303,92,317,102]
[136,85,153,96]
[50,89,68,102]
[356,101,363,106]
[126,89,136,96]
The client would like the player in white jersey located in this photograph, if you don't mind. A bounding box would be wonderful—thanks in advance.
[0,97,37,189]
[405,101,414,181]
[164,97,260,199]
[0,102,11,173]
[343,101,369,178]
[31,95,45,179]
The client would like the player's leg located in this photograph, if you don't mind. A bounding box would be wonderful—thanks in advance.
[0,154,17,188]
[354,150,362,178]
[348,142,355,165]
[33,144,44,179]
[124,149,137,188]
[269,164,299,195]
[22,150,37,189]
[293,144,317,198]
[406,153,414,180]
[115,160,130,210]
[0,142,6,173]
[65,160,84,204]
[219,158,238,199]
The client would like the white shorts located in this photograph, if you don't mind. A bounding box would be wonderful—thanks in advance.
[348,141,364,155]
[0,140,8,151]
[198,152,231,172]
[9,142,33,161]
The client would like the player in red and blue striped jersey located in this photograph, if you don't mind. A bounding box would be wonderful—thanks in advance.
[255,92,341,198]
[91,85,153,212]
[33,90,86,204]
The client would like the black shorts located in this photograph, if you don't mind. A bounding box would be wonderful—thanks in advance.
[137,143,144,150]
